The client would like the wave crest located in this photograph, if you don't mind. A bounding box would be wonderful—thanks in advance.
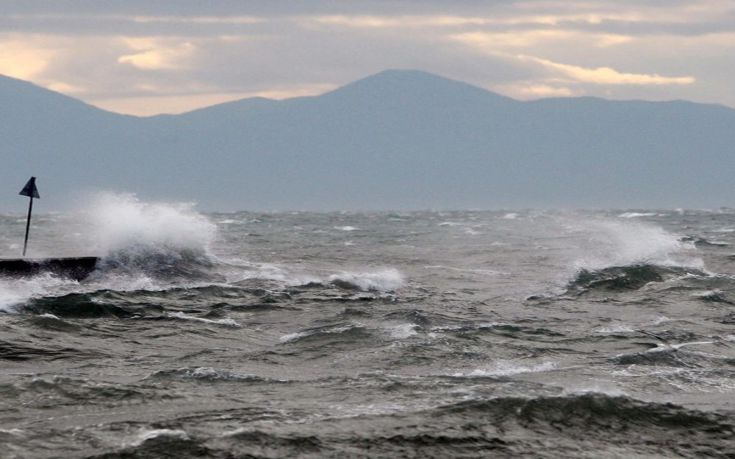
[567,264,705,293]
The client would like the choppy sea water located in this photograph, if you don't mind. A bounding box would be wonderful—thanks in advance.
[1,195,734,458]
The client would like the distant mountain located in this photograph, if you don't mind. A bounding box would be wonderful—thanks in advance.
[2,69,735,211]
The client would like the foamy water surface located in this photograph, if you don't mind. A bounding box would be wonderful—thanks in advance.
[1,201,734,458]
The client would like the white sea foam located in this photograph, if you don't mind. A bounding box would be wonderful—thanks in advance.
[128,429,189,447]
[0,273,76,313]
[279,331,310,343]
[650,315,672,325]
[328,268,404,292]
[453,360,556,377]
[501,212,519,220]
[38,313,61,320]
[386,323,419,339]
[566,385,627,397]
[168,311,240,327]
[618,212,657,219]
[424,265,504,276]
[334,225,359,231]
[279,324,358,343]
[595,324,635,334]
[175,367,266,381]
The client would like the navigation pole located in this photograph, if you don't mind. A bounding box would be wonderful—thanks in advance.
[19,177,40,257]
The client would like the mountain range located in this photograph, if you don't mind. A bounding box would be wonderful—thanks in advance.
[2,69,735,211]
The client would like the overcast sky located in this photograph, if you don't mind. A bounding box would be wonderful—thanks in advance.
[1,0,733,115]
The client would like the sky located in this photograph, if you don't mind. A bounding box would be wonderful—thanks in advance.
[1,0,733,116]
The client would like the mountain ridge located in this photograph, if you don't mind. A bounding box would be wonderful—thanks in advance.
[1,69,734,211]
[4,69,733,117]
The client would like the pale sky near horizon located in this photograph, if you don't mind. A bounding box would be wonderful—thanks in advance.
[1,0,733,116]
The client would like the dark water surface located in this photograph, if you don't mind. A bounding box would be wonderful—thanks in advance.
[1,199,734,458]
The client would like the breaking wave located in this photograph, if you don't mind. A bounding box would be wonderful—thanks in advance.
[566,264,706,294]
[567,217,702,272]
[328,268,404,292]
[550,216,709,296]
[84,193,218,279]
[1,193,219,312]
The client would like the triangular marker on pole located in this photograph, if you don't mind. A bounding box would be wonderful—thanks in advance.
[19,177,40,199]
[19,177,40,257]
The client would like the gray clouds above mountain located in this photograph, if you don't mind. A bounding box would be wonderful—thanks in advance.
[0,1,732,114]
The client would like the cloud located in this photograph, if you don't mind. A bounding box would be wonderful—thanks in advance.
[45,80,85,94]
[521,55,695,85]
[0,1,730,114]
[496,82,575,99]
[130,15,263,25]
[117,38,196,70]
[451,30,632,49]
[0,36,53,80]
[90,83,336,116]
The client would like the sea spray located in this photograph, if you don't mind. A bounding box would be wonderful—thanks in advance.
[80,193,218,277]
[0,193,219,311]
[82,192,216,257]
[563,217,703,272]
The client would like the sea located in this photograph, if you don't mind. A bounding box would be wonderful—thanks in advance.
[1,193,734,458]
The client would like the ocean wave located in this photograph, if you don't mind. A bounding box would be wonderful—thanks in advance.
[566,217,703,273]
[0,339,106,361]
[612,341,724,368]
[0,273,77,313]
[328,268,404,292]
[167,311,240,327]
[432,394,734,437]
[566,264,705,293]
[594,324,636,334]
[23,292,135,318]
[618,212,657,219]
[385,323,420,339]
[279,323,370,344]
[693,289,734,304]
[149,367,283,383]
[452,360,557,378]
[6,375,155,408]
[127,429,189,448]
[681,236,730,248]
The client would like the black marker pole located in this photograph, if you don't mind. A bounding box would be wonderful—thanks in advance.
[19,177,40,257]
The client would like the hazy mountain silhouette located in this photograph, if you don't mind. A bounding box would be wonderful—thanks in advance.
[2,70,734,211]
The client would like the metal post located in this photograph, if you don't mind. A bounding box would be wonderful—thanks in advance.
[22,196,33,257]
[19,176,40,257]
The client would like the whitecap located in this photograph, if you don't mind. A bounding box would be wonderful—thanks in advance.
[168,311,240,328]
[618,212,657,219]
[453,360,557,377]
[129,429,189,447]
[279,324,357,343]
[328,268,404,292]
[595,324,635,334]
[386,323,419,339]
